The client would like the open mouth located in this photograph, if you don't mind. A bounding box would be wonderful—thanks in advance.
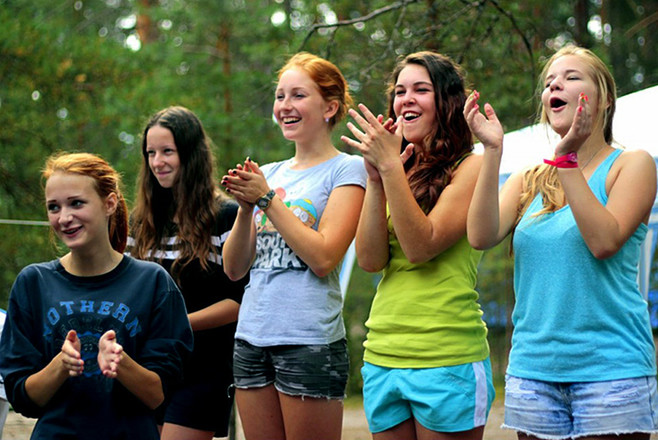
[550,97,567,110]
[282,116,301,125]
[403,112,420,121]
[62,226,82,236]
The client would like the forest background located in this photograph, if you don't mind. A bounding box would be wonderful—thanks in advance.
[1,0,656,394]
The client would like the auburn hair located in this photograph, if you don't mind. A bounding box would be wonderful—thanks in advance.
[43,152,128,253]
[278,52,353,128]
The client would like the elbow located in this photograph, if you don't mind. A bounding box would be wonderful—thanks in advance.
[590,244,620,260]
[309,261,336,278]
[467,236,495,251]
[223,264,249,282]
[358,260,385,273]
[146,393,164,411]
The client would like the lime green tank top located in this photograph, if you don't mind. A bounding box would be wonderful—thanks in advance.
[363,222,489,368]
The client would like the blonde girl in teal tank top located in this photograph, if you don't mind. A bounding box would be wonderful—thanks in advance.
[465,45,657,439]
[343,51,493,439]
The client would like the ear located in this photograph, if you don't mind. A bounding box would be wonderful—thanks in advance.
[323,100,339,121]
[104,192,118,217]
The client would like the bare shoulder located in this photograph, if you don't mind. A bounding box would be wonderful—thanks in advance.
[452,152,483,179]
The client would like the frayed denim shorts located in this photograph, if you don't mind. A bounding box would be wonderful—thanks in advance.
[233,338,348,399]
[361,358,495,433]
[503,374,658,439]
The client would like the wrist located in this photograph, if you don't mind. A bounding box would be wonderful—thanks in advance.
[544,152,578,169]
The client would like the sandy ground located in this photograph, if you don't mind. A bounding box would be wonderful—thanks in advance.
[3,398,656,439]
[0,397,508,440]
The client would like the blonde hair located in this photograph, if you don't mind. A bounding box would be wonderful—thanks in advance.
[517,46,617,222]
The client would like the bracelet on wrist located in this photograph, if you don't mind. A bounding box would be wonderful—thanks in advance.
[544,152,578,169]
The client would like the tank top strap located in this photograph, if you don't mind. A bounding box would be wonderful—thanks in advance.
[589,148,622,203]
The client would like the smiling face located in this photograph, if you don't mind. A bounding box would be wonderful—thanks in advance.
[541,54,600,138]
[392,63,437,145]
[273,68,334,142]
[146,125,180,189]
[45,172,116,252]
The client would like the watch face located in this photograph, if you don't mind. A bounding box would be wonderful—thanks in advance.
[257,199,268,209]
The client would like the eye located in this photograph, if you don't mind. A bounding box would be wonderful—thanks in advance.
[47,203,60,213]
[71,200,85,208]
[275,93,284,101]
[395,89,405,96]
[146,149,155,156]
[294,93,306,99]
[416,87,431,93]
[164,148,176,154]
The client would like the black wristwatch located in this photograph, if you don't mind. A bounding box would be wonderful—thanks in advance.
[256,189,276,210]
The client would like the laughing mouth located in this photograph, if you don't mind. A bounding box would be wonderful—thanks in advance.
[62,226,82,236]
[403,112,420,121]
[282,116,301,124]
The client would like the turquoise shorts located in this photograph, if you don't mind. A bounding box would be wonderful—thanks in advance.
[361,358,495,433]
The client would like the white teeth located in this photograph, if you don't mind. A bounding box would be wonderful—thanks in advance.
[403,112,420,120]
[282,117,301,123]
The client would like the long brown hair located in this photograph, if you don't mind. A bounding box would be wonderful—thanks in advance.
[518,45,617,222]
[386,51,473,212]
[43,152,128,253]
[130,106,223,275]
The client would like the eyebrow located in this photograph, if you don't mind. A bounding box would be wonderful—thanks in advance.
[395,81,433,88]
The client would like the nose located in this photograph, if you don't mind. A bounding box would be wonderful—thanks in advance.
[151,151,165,168]
[58,208,73,225]
[548,77,563,91]
[400,91,415,105]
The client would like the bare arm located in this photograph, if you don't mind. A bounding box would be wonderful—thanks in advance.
[188,299,239,331]
[464,92,522,249]
[222,165,258,281]
[355,177,390,272]
[344,103,480,264]
[223,159,365,278]
[560,149,656,258]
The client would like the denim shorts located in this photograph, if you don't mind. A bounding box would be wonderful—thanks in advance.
[503,374,658,439]
[361,359,495,433]
[233,338,348,399]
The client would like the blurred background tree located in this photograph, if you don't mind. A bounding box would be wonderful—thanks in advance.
[1,0,656,393]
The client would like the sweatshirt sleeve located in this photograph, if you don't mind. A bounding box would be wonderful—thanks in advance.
[137,270,193,399]
[0,268,48,418]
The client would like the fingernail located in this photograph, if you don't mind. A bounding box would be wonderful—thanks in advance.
[246,156,251,162]
[231,170,237,175]
[578,106,583,113]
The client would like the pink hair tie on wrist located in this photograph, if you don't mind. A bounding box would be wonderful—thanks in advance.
[544,152,578,168]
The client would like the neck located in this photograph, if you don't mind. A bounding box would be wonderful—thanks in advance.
[61,245,122,277]
[291,131,338,169]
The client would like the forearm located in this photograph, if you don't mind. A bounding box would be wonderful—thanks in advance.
[223,206,257,280]
[355,180,389,272]
[188,299,239,331]
[379,164,458,263]
[467,149,505,249]
[114,353,164,410]
[24,353,70,407]
[559,168,625,258]
[265,185,364,278]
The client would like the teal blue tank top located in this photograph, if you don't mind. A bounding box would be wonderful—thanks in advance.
[510,149,656,382]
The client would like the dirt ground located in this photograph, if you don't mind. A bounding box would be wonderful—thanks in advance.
[3,398,657,439]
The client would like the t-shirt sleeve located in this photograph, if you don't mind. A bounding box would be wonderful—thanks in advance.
[334,154,367,190]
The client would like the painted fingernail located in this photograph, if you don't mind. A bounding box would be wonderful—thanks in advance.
[578,106,583,113]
